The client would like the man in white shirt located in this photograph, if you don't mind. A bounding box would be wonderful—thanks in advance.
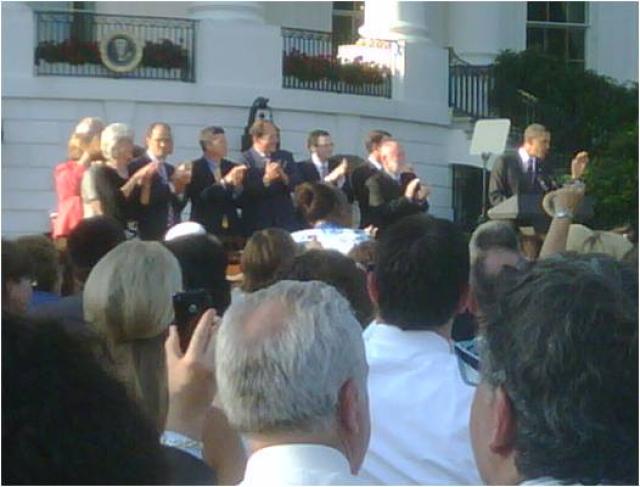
[360,213,482,485]
[470,254,637,485]
[216,280,371,486]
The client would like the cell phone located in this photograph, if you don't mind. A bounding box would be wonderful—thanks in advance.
[400,172,420,190]
[172,289,213,352]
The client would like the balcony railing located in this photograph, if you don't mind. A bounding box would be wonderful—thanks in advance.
[448,48,494,120]
[282,27,392,98]
[34,10,196,82]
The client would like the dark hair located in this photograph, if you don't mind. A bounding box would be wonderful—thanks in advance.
[280,249,374,327]
[2,312,168,484]
[306,129,330,150]
[364,129,392,154]
[249,120,276,139]
[482,253,638,484]
[375,214,469,330]
[199,126,225,152]
[2,239,32,300]
[294,182,346,226]
[15,235,60,293]
[241,228,298,293]
[66,216,126,283]
[469,221,519,262]
[164,234,230,315]
[145,122,171,140]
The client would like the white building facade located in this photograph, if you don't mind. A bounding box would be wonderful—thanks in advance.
[2,1,637,237]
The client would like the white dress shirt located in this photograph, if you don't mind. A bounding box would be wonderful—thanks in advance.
[360,322,482,485]
[367,156,383,171]
[240,444,370,486]
[518,147,537,175]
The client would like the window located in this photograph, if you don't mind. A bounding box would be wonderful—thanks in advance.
[526,2,587,68]
[332,1,364,46]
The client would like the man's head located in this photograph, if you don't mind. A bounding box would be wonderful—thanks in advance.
[378,139,405,176]
[471,254,638,485]
[216,280,370,473]
[145,122,173,160]
[364,129,392,161]
[2,240,33,314]
[66,216,126,286]
[468,221,523,319]
[249,120,278,155]
[199,126,228,160]
[371,214,469,331]
[522,123,550,160]
[307,129,333,161]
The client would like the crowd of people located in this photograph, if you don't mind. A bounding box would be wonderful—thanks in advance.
[2,117,638,485]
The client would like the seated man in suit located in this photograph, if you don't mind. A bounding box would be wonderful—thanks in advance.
[365,139,429,231]
[129,122,190,240]
[488,123,558,207]
[298,129,349,189]
[351,129,391,228]
[186,126,246,238]
[238,120,301,235]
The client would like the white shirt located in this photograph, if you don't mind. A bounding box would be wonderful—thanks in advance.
[360,322,482,485]
[518,147,537,175]
[311,152,329,179]
[367,155,383,171]
[240,444,370,486]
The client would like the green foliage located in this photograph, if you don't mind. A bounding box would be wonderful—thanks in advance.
[584,123,638,229]
[491,49,638,229]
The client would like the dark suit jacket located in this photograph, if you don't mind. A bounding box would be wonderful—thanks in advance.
[186,157,242,237]
[489,151,557,207]
[351,162,380,228]
[129,155,185,241]
[297,158,354,201]
[365,170,429,230]
[237,148,301,236]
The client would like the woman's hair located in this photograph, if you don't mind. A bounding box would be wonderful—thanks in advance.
[240,228,298,293]
[15,235,61,293]
[101,123,134,161]
[67,117,105,161]
[83,241,182,431]
[294,182,349,226]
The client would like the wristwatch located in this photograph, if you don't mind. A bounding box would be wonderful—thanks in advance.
[554,209,573,219]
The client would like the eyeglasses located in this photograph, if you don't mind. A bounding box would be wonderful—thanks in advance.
[454,338,481,386]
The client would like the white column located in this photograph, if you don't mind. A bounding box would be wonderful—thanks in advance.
[2,2,35,80]
[359,1,430,42]
[188,1,280,92]
[448,2,505,65]
[188,2,265,24]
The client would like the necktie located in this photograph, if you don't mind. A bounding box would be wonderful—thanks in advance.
[527,158,535,185]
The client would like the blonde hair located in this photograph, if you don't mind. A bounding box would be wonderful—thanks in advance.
[101,123,134,161]
[83,241,182,431]
[67,117,105,160]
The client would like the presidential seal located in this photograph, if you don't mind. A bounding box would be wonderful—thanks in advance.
[100,31,143,73]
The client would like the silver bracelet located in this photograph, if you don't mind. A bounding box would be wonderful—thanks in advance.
[554,209,573,219]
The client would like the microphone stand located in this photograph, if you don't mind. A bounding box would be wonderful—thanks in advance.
[478,152,491,224]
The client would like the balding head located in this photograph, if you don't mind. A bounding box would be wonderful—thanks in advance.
[379,139,405,175]
[216,280,370,471]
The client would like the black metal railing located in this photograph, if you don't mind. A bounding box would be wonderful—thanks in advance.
[34,10,196,82]
[282,27,392,98]
[448,48,494,119]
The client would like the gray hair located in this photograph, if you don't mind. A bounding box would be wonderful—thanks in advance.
[216,280,367,435]
[101,123,134,161]
[469,220,519,264]
[523,123,548,142]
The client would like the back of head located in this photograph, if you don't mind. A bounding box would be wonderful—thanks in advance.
[281,249,374,327]
[67,216,126,284]
[164,234,231,315]
[2,239,33,313]
[216,280,367,435]
[364,129,392,154]
[2,312,167,484]
[469,220,519,264]
[101,122,134,161]
[240,228,298,293]
[68,117,105,160]
[294,182,347,226]
[15,235,60,293]
[83,240,182,430]
[375,214,469,330]
[481,253,638,484]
